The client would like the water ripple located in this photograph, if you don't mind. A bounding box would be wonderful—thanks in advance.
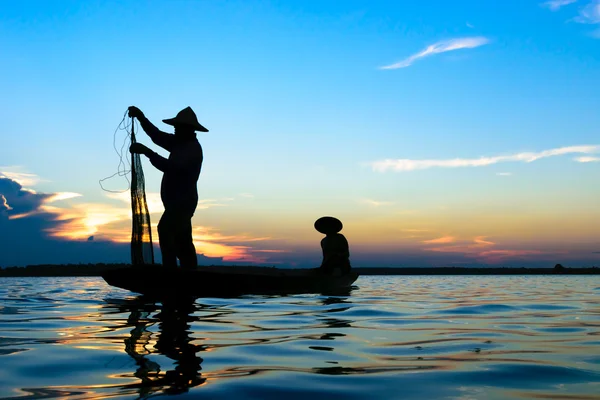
[0,275,598,399]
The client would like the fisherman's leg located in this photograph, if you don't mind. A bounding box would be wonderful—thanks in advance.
[158,211,177,267]
[175,213,197,269]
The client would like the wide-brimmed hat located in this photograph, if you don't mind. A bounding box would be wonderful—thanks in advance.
[314,216,343,234]
[162,106,208,132]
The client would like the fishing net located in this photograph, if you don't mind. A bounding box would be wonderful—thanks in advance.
[100,111,155,266]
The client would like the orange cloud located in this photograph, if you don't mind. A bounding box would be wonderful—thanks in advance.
[191,226,278,261]
[44,197,283,262]
[422,235,455,244]
[105,191,164,214]
[0,194,11,211]
[12,184,279,263]
[478,249,547,263]
[473,236,495,246]
[46,192,82,202]
[424,235,557,264]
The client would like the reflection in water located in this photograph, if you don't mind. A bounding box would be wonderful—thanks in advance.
[1,276,600,399]
[106,297,206,396]
[103,292,356,397]
[153,300,206,393]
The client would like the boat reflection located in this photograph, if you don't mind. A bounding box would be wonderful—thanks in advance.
[102,288,358,396]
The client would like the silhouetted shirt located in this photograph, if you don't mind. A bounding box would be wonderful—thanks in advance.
[321,233,350,263]
[145,127,203,213]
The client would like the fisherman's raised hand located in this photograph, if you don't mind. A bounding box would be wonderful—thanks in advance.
[129,142,151,156]
[128,106,144,120]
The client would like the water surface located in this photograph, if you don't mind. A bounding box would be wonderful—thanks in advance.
[0,275,599,399]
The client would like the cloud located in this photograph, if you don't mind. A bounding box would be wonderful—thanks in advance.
[370,145,600,172]
[425,236,493,253]
[575,156,600,162]
[100,190,272,261]
[0,176,131,266]
[46,192,83,202]
[104,192,231,215]
[466,22,475,28]
[1,178,51,218]
[422,236,455,244]
[380,37,490,69]
[105,191,163,214]
[422,235,565,264]
[0,167,42,186]
[359,199,394,207]
[573,0,600,24]
[496,172,512,176]
[542,0,578,11]
[0,175,286,266]
[473,236,495,246]
[0,194,12,211]
[2,173,597,269]
[477,249,548,263]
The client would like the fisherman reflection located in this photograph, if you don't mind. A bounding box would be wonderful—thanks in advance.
[119,297,206,395]
[155,299,206,394]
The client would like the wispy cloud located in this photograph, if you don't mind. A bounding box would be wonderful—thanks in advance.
[0,194,12,211]
[549,0,600,38]
[423,235,557,263]
[359,199,394,207]
[496,172,512,176]
[575,156,600,162]
[573,0,600,24]
[190,226,276,262]
[370,145,600,172]
[473,236,495,246]
[105,192,230,213]
[466,22,475,28]
[105,191,164,214]
[422,236,455,244]
[0,168,41,187]
[46,192,82,202]
[542,0,578,11]
[380,37,489,70]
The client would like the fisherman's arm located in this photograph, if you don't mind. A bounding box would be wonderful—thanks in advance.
[131,145,201,174]
[128,106,174,151]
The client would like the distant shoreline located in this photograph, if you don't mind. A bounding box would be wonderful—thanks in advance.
[0,264,598,277]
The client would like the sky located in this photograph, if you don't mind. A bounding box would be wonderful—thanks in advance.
[1,0,599,268]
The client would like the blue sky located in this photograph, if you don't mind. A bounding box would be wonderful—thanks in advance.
[1,0,599,267]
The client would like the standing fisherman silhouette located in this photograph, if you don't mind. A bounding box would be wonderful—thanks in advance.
[128,106,208,268]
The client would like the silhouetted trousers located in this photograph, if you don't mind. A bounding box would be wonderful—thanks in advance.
[158,208,197,268]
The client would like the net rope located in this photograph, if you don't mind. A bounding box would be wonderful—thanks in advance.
[99,111,155,266]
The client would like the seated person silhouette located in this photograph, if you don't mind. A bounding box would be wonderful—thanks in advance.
[128,105,208,268]
[314,216,351,275]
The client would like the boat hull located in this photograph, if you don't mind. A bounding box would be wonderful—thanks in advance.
[101,266,359,298]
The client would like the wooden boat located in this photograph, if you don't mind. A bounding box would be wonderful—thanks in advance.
[101,265,359,298]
